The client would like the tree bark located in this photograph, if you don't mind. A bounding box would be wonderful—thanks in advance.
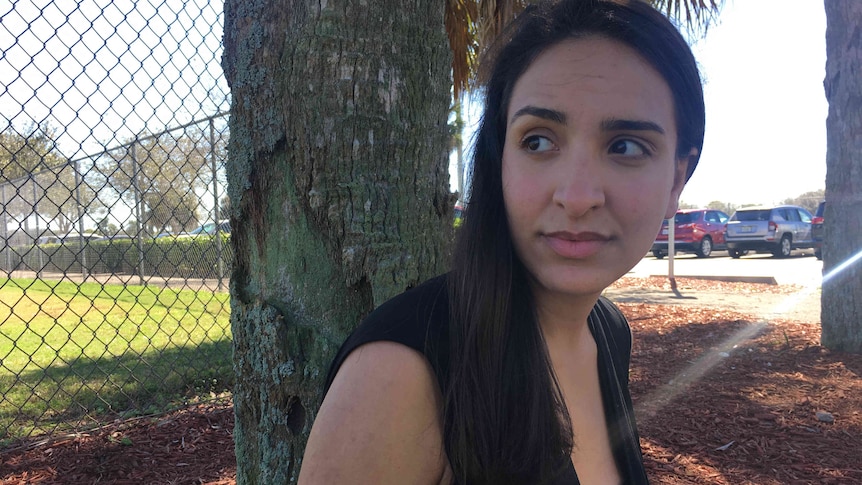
[822,0,862,353]
[222,0,453,482]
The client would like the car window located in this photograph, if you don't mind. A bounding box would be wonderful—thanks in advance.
[815,201,825,217]
[732,210,770,222]
[718,211,728,223]
[798,209,812,223]
[675,212,696,224]
[785,208,801,222]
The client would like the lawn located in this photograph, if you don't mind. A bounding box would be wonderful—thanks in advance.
[0,278,232,443]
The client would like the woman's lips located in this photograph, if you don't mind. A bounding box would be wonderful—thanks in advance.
[543,231,609,259]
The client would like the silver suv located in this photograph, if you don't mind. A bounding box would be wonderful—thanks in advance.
[724,205,815,258]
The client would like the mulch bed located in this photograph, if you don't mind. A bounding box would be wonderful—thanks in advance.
[0,402,236,485]
[2,278,860,484]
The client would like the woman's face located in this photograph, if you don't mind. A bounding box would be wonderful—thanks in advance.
[502,36,689,303]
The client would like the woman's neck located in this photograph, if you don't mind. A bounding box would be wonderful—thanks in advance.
[534,288,601,349]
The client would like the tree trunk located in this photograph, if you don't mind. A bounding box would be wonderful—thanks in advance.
[222,1,453,482]
[822,0,862,353]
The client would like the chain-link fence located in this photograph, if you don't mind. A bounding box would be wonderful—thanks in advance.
[1,0,233,447]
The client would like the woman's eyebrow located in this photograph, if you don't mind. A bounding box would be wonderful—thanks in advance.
[601,118,665,134]
[510,106,567,125]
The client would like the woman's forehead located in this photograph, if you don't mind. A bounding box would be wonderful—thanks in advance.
[506,37,676,131]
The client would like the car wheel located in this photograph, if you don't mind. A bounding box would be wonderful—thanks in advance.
[729,249,743,259]
[773,235,792,258]
[815,248,822,260]
[652,250,665,259]
[695,237,712,258]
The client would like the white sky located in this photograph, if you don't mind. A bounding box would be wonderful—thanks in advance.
[450,0,829,208]
[683,0,827,207]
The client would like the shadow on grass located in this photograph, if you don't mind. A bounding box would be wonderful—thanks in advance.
[1,337,234,443]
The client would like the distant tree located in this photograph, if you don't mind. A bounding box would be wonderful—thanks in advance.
[677,200,699,209]
[1,124,98,233]
[704,200,738,215]
[96,217,118,236]
[2,125,66,224]
[99,127,221,236]
[124,219,139,235]
[781,188,825,214]
[0,123,65,179]
[33,163,101,234]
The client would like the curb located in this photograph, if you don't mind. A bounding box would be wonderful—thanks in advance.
[647,274,779,285]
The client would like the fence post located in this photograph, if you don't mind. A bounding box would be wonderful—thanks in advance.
[74,161,89,281]
[31,176,43,278]
[131,143,146,285]
[1,184,9,273]
[209,118,224,291]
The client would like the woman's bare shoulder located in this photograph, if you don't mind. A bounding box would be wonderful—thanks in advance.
[299,341,450,485]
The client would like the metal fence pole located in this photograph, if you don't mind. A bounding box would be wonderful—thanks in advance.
[131,143,146,285]
[74,161,88,281]
[209,118,224,291]
[32,176,43,278]
[1,184,9,273]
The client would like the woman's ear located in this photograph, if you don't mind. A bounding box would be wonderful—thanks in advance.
[664,149,696,219]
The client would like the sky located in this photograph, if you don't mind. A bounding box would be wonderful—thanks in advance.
[451,0,829,208]
[0,0,227,160]
[683,0,828,207]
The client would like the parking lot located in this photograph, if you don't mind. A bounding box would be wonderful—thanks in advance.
[629,249,823,287]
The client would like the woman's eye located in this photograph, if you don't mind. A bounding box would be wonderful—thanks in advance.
[521,135,555,153]
[609,139,649,157]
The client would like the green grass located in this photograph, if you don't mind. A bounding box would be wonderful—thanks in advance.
[0,278,232,444]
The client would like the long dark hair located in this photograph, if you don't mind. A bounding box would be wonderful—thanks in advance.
[445,0,705,483]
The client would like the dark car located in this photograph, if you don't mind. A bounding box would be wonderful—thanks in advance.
[651,209,729,258]
[812,200,825,260]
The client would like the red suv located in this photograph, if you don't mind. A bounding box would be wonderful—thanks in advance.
[651,209,730,258]
[812,201,824,260]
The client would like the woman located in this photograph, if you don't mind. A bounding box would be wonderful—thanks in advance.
[299,0,704,483]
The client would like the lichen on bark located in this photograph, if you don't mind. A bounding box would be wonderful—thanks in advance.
[222,0,455,481]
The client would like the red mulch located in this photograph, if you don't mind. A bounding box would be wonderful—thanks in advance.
[0,404,236,484]
[3,278,861,484]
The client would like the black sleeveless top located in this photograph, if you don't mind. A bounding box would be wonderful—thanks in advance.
[323,274,649,484]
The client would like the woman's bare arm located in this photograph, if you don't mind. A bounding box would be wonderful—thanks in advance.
[298,341,449,485]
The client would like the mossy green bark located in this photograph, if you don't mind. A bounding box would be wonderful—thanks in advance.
[222,0,454,481]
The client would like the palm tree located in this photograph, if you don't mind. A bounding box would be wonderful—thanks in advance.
[223,0,454,480]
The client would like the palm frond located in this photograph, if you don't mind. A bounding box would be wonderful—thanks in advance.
[445,0,527,101]
[650,0,724,35]
[445,0,479,101]
[476,0,529,50]
[445,0,723,101]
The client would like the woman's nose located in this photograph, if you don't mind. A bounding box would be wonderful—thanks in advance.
[551,158,606,218]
